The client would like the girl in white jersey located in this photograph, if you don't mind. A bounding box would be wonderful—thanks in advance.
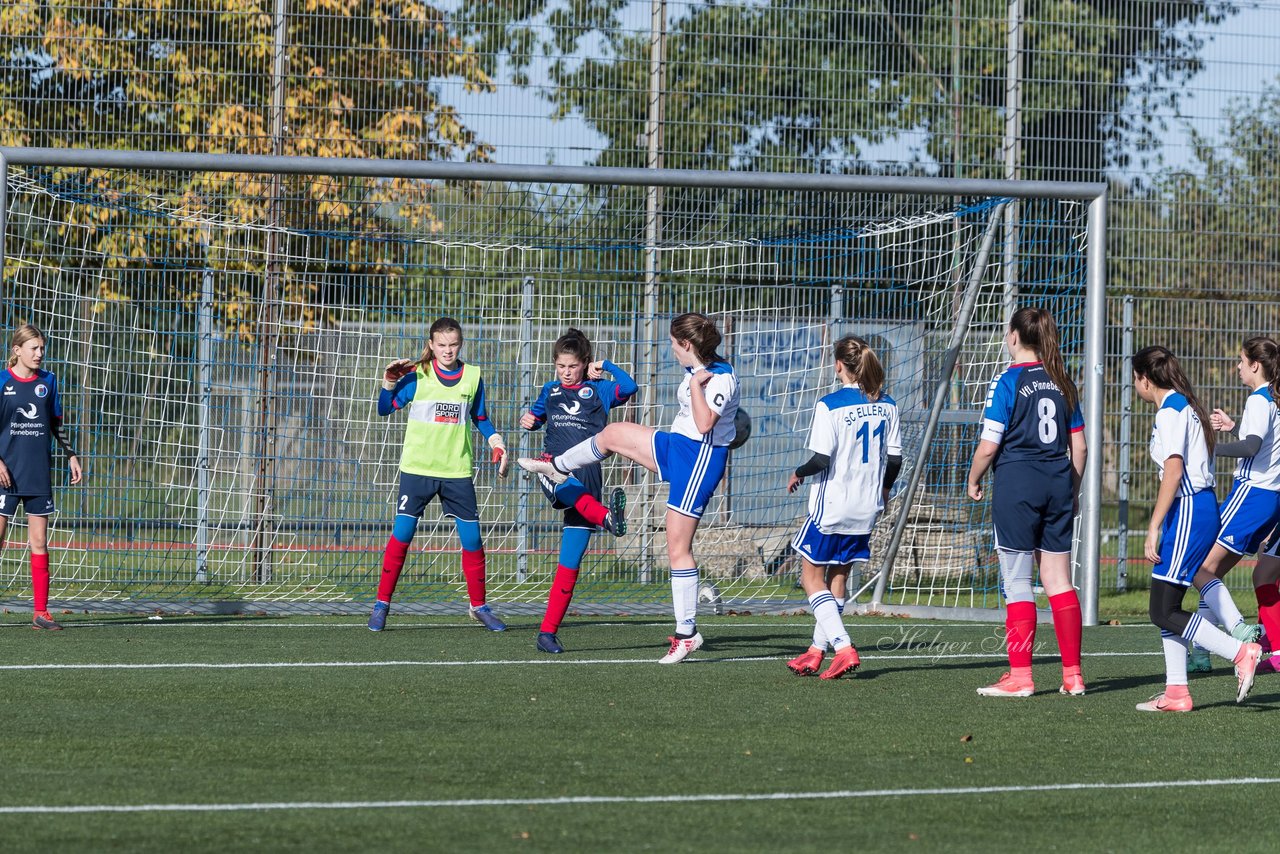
[1188,336,1280,670]
[785,336,902,680]
[518,313,740,664]
[1131,346,1261,710]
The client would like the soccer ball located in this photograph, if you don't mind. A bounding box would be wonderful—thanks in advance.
[728,409,751,450]
[698,582,724,615]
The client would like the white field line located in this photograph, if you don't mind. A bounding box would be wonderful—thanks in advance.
[0,650,1163,671]
[3,777,1279,814]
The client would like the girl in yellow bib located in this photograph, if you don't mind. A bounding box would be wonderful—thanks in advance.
[368,317,510,631]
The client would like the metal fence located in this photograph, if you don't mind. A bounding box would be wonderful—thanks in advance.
[1105,295,1280,594]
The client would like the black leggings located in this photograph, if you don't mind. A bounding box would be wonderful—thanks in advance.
[1149,579,1192,636]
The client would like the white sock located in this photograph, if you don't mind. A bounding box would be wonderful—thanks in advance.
[555,437,608,473]
[809,591,849,650]
[1161,630,1189,686]
[1182,612,1243,662]
[671,567,699,636]
[811,595,845,650]
[1199,579,1245,632]
[1191,597,1214,654]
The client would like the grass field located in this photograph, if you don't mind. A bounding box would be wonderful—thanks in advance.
[2,611,1278,853]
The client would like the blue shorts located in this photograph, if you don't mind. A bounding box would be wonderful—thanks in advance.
[396,473,479,522]
[652,431,729,520]
[0,493,54,518]
[991,459,1075,553]
[791,517,871,566]
[1154,488,1219,587]
[1215,479,1280,555]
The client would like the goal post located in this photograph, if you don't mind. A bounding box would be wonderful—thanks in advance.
[0,147,1107,624]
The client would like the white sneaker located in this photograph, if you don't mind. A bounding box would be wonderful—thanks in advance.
[658,632,703,664]
[517,456,568,484]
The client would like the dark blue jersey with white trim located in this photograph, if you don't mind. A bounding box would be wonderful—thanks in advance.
[0,369,65,495]
[526,360,637,456]
[981,361,1083,466]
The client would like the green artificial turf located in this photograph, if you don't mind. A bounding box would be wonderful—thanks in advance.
[0,614,1276,852]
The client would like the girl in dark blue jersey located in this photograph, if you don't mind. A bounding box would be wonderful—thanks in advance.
[0,325,82,630]
[967,307,1086,698]
[520,329,637,654]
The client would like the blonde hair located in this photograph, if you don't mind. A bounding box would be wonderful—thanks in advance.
[8,324,45,368]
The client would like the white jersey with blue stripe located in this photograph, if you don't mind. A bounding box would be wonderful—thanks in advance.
[671,361,739,446]
[1150,390,1214,496]
[1231,386,1280,489]
[804,384,903,535]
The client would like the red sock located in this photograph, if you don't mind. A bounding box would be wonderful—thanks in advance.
[572,494,609,527]
[462,548,486,608]
[540,565,579,634]
[1049,590,1083,669]
[1255,584,1280,647]
[1006,601,1037,669]
[31,552,50,613]
[377,537,410,603]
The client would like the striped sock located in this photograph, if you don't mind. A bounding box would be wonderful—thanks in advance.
[670,567,699,636]
[809,591,849,650]
[1200,579,1246,633]
[555,437,608,473]
[811,596,844,650]
[1182,611,1243,661]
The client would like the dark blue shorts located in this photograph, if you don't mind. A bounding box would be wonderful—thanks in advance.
[992,460,1075,553]
[1154,488,1219,587]
[791,517,871,566]
[539,461,603,529]
[1215,479,1280,556]
[0,493,55,518]
[396,473,479,522]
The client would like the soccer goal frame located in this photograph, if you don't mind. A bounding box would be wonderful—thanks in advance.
[0,146,1107,625]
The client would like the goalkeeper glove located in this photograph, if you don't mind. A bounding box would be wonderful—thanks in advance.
[488,434,510,479]
[382,359,415,390]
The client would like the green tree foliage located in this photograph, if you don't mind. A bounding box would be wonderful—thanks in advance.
[1116,79,1280,299]
[0,0,497,334]
[460,0,1234,181]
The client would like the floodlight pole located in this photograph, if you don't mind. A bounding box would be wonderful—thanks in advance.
[639,0,668,584]
[0,149,7,301]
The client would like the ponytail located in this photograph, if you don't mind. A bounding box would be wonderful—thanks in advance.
[834,335,886,401]
[1010,306,1078,414]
